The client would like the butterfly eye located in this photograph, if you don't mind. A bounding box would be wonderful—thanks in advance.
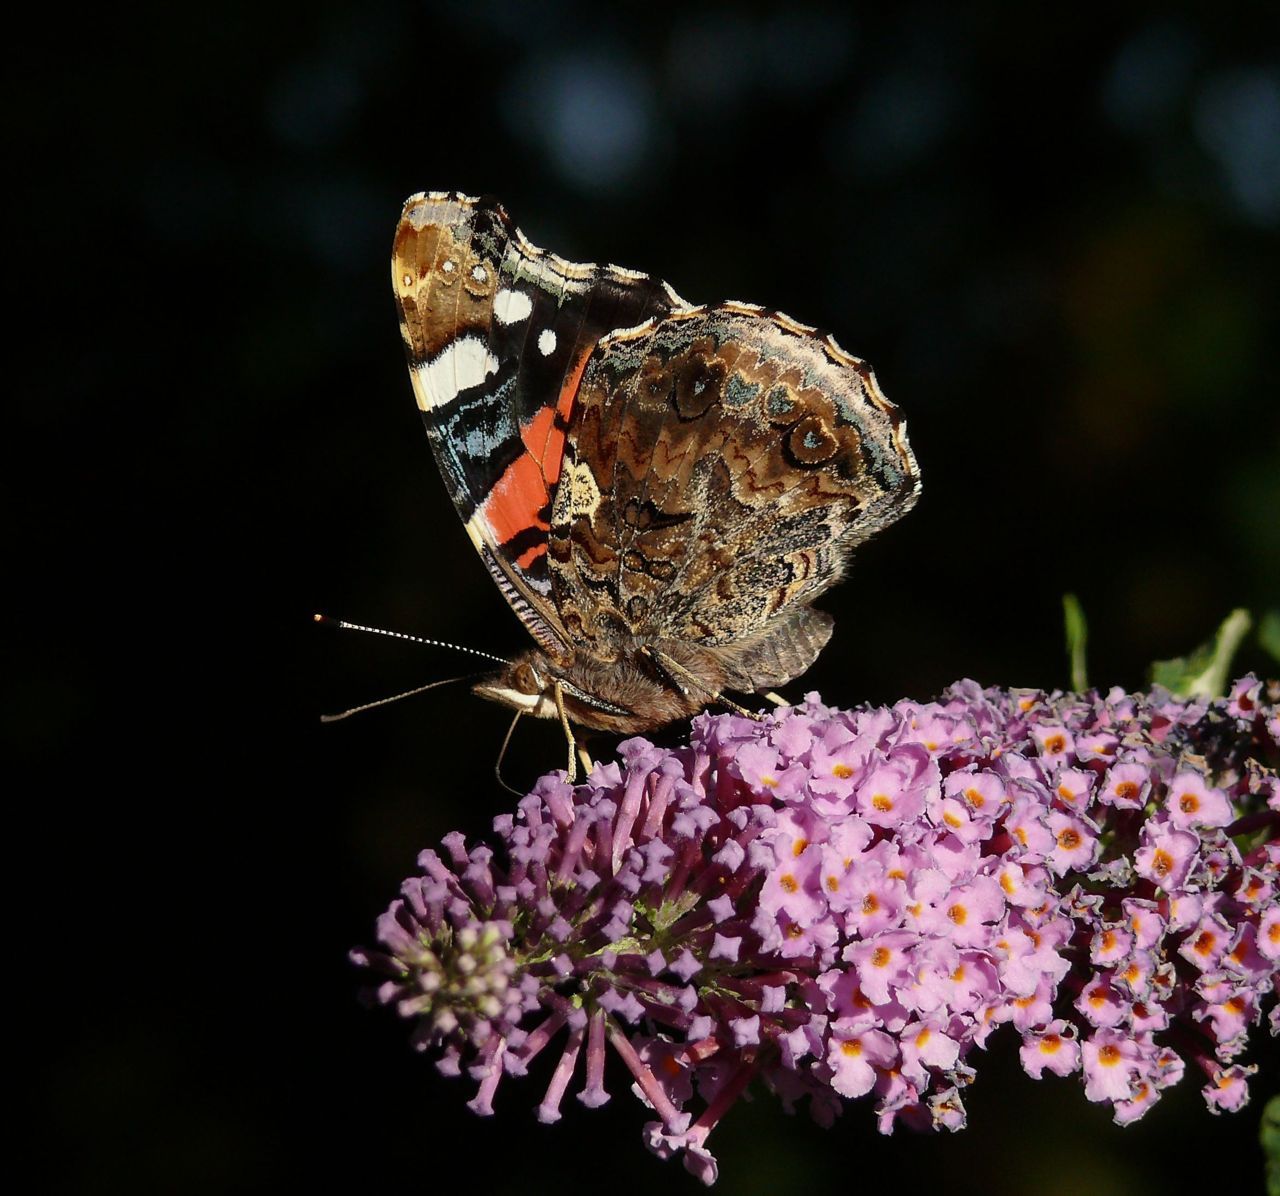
[513,662,543,695]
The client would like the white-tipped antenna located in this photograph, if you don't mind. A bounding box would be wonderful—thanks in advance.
[320,674,482,723]
[313,613,510,666]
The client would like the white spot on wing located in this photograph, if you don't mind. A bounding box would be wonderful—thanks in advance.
[494,288,533,325]
[411,337,499,412]
[538,328,557,356]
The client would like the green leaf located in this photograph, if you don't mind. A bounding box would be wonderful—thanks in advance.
[1148,608,1252,699]
[1264,1093,1280,1196]
[1062,593,1089,692]
[1259,609,1280,665]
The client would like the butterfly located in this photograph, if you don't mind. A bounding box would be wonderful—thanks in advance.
[392,191,920,759]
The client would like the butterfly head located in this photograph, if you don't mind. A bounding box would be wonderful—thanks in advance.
[472,652,563,721]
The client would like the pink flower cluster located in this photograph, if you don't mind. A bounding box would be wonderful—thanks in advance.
[355,676,1279,1184]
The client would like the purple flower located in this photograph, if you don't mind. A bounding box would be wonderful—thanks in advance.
[1081,1029,1145,1102]
[1019,1019,1081,1078]
[827,1025,897,1097]
[1166,771,1233,829]
[355,678,1279,1184]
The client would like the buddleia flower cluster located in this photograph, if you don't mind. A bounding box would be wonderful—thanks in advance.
[353,675,1279,1185]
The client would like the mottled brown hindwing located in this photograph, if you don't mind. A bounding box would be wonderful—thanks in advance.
[546,305,920,684]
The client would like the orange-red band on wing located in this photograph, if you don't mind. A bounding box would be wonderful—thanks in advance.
[477,348,593,564]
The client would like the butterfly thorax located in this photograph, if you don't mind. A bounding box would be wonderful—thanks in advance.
[473,643,722,735]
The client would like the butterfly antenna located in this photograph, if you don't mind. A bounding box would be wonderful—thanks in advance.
[313,613,510,666]
[320,673,481,723]
[494,709,524,797]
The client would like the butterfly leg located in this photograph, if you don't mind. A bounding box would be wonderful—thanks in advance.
[553,680,579,782]
[642,647,764,721]
[572,729,596,777]
[763,691,788,706]
[494,709,525,797]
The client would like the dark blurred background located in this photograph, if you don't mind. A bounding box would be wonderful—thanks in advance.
[17,1,1278,1192]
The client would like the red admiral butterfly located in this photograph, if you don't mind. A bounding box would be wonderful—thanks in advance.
[393,192,920,743]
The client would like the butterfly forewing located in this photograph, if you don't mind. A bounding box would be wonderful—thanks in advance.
[392,191,686,653]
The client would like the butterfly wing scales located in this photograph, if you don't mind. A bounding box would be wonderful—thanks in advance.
[547,306,920,688]
[392,191,685,655]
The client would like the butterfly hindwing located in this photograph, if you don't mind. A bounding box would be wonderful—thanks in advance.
[546,304,921,686]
